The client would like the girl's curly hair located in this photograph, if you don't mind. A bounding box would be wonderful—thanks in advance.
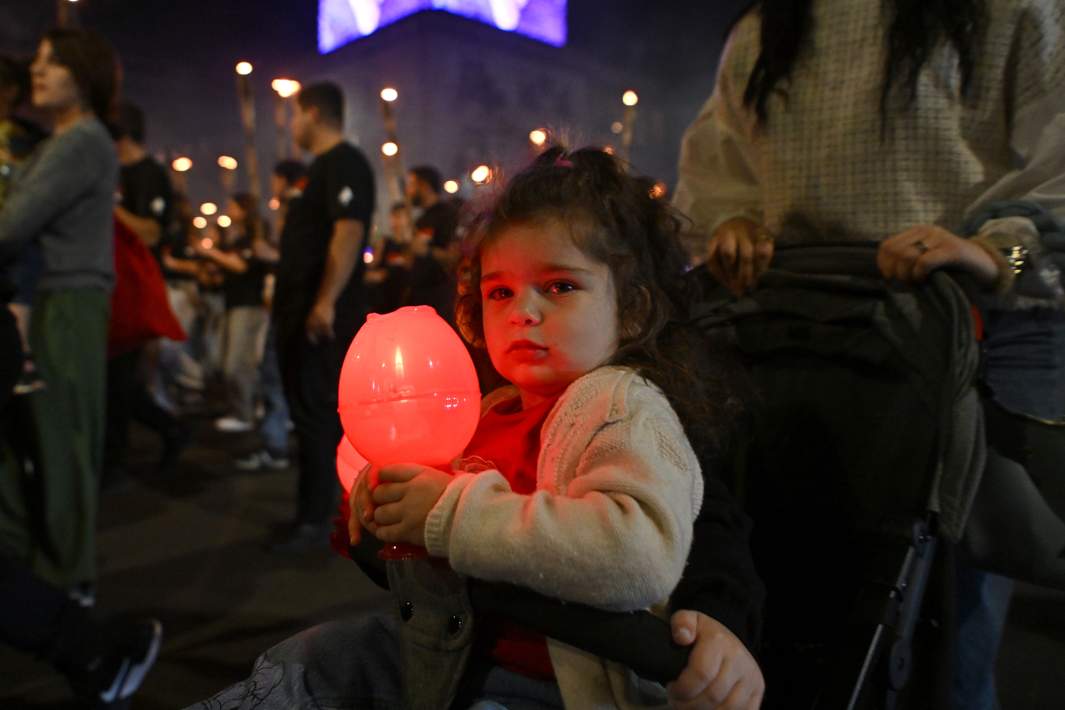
[455,146,745,461]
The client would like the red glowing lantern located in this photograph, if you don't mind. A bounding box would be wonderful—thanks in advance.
[336,436,368,494]
[339,306,480,472]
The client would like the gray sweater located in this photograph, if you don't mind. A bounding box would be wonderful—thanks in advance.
[0,117,117,291]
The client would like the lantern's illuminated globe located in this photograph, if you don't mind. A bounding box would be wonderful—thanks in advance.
[339,306,480,468]
[336,436,368,493]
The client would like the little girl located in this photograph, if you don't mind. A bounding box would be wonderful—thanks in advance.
[192,147,755,709]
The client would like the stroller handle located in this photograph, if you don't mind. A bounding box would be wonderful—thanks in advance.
[348,540,691,685]
[468,579,691,686]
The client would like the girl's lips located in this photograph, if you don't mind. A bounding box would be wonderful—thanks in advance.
[508,347,549,363]
[506,340,548,362]
[506,339,546,353]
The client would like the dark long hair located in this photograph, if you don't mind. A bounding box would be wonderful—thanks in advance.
[43,29,120,122]
[740,0,986,126]
[231,192,263,242]
[456,146,745,460]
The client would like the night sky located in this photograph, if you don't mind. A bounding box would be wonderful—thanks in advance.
[3,1,748,206]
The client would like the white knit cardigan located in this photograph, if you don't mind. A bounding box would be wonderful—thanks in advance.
[424,365,704,709]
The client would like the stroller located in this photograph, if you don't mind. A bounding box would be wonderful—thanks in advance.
[350,243,1065,709]
[690,243,979,708]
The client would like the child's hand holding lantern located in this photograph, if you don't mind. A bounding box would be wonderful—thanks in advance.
[368,464,452,546]
[338,306,481,558]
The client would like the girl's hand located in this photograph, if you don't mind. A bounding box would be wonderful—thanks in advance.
[348,466,377,546]
[877,225,999,287]
[707,218,774,296]
[668,611,764,709]
[371,464,452,546]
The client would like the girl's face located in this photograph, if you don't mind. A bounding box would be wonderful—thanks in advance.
[480,220,619,408]
[30,40,82,112]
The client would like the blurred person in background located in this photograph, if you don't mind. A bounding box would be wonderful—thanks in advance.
[364,200,413,314]
[0,29,119,606]
[104,100,190,482]
[197,193,270,433]
[0,283,163,707]
[157,192,208,409]
[234,161,306,471]
[403,164,459,317]
[270,82,374,551]
[1,54,46,396]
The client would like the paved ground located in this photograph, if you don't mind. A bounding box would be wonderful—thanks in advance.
[2,416,1063,708]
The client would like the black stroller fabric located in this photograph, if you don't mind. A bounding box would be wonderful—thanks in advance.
[690,244,986,708]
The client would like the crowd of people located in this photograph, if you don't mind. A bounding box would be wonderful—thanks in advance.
[2,0,1064,708]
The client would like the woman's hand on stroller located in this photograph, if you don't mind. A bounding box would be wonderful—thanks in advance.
[369,464,451,546]
[667,610,764,710]
[877,225,1000,287]
[706,218,774,296]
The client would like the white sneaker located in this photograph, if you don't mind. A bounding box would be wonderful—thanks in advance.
[68,583,96,608]
[234,449,291,471]
[260,449,291,469]
[214,416,253,433]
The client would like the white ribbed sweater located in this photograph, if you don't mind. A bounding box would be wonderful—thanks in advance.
[424,366,703,709]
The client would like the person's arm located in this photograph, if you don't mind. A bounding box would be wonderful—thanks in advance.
[305,149,375,342]
[114,205,161,247]
[251,237,280,263]
[306,218,365,342]
[960,5,1065,303]
[673,17,771,293]
[390,379,704,612]
[967,2,1065,225]
[0,129,105,263]
[673,88,762,247]
[665,471,766,709]
[880,3,1065,301]
[161,249,201,277]
[194,242,248,274]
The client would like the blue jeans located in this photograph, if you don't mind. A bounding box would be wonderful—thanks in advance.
[258,321,289,455]
[952,563,1013,710]
[186,612,564,710]
[982,308,1065,421]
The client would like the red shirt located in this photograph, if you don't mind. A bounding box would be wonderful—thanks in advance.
[463,394,559,680]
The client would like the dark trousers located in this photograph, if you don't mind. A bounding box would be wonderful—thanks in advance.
[0,554,86,661]
[0,289,108,587]
[275,316,350,525]
[104,346,179,472]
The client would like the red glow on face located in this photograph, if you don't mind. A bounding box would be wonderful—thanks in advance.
[338,306,481,470]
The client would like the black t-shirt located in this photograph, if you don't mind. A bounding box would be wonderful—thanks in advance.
[159,225,196,282]
[221,234,268,309]
[120,156,173,229]
[275,141,375,328]
[415,199,459,249]
[366,237,410,314]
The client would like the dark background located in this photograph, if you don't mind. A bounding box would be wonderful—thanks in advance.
[2,1,749,220]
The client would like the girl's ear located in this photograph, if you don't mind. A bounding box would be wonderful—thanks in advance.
[619,285,651,341]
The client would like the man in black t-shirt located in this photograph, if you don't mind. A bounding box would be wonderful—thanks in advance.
[404,165,460,318]
[105,102,188,481]
[271,82,375,551]
[114,102,172,249]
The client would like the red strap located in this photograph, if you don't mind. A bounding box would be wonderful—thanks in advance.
[970,305,985,342]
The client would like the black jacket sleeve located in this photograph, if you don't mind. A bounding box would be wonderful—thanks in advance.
[670,463,765,650]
